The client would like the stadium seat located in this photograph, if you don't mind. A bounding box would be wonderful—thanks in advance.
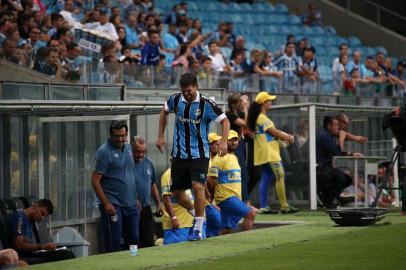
[275,3,289,14]
[288,15,302,25]
[324,25,337,35]
[348,36,361,47]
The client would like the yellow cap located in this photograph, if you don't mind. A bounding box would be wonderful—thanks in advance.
[255,91,276,104]
[208,132,221,144]
[227,130,239,140]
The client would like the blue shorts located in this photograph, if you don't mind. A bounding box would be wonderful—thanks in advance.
[218,196,250,230]
[164,227,190,245]
[163,224,207,245]
[205,204,221,237]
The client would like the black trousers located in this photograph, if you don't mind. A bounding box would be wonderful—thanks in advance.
[317,165,352,206]
[138,205,155,248]
[20,249,75,265]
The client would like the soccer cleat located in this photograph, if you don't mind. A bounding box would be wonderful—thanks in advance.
[188,230,202,241]
[281,206,300,214]
[259,207,279,215]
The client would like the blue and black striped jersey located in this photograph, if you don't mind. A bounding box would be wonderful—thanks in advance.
[164,91,226,159]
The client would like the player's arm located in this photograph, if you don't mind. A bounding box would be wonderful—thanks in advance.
[343,131,368,144]
[218,117,230,156]
[162,194,179,229]
[156,108,169,153]
[267,127,294,144]
[207,176,217,199]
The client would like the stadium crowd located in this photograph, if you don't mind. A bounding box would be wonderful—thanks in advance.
[0,0,405,95]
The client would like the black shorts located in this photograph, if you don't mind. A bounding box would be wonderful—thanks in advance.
[171,158,209,191]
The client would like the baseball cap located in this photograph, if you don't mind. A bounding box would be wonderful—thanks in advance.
[208,132,221,144]
[255,91,276,104]
[227,130,239,140]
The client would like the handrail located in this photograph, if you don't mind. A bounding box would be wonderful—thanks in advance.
[360,0,406,22]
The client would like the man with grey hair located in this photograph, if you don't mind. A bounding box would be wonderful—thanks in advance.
[131,136,163,248]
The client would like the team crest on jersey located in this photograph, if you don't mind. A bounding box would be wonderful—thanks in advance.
[194,109,201,116]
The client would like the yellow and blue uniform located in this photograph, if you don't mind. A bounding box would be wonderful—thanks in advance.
[161,169,206,244]
[254,113,289,210]
[205,158,221,237]
[208,153,250,229]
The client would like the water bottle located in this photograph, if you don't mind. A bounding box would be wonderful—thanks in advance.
[130,245,138,256]
[111,214,118,222]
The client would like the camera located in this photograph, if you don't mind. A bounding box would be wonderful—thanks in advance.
[382,105,406,148]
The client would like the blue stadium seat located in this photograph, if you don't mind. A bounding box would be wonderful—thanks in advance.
[327,46,339,57]
[324,25,337,35]
[375,46,388,55]
[348,36,361,47]
[315,46,327,56]
[275,15,289,25]
[220,47,232,60]
[275,3,289,14]
[240,3,253,12]
[288,15,301,25]
[253,2,276,13]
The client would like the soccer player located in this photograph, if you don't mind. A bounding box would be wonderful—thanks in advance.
[207,130,256,235]
[161,168,196,245]
[156,73,230,241]
[205,133,222,237]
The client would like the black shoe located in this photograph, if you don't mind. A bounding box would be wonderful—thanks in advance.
[259,207,279,215]
[281,206,299,214]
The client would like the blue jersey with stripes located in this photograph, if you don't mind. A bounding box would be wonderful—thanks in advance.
[273,53,301,78]
[164,91,226,159]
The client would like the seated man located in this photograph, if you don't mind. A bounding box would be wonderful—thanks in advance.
[316,116,363,208]
[207,130,256,235]
[7,199,75,265]
[161,168,204,245]
[0,248,28,269]
[335,113,368,149]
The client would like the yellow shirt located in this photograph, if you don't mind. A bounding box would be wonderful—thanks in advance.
[253,113,281,165]
[161,169,194,230]
[208,153,241,203]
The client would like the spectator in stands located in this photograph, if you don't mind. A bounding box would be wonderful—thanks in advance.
[63,42,82,81]
[125,0,142,19]
[360,56,375,80]
[175,9,188,27]
[335,113,368,149]
[197,56,214,88]
[257,51,283,92]
[247,92,298,214]
[0,248,28,268]
[332,43,349,80]
[0,38,19,64]
[192,19,202,34]
[92,8,119,41]
[59,0,80,28]
[229,49,247,75]
[298,47,319,94]
[140,0,155,13]
[33,47,62,79]
[208,41,227,72]
[346,50,363,78]
[0,18,14,46]
[316,116,363,209]
[92,120,140,252]
[17,13,33,40]
[131,136,163,248]
[370,60,386,83]
[55,28,72,46]
[162,23,178,58]
[390,60,406,88]
[110,14,123,28]
[175,22,188,45]
[231,36,247,61]
[302,3,323,26]
[375,52,388,76]
[47,13,64,39]
[141,30,160,66]
[99,55,121,83]
[172,43,191,70]
[208,22,233,48]
[124,14,143,51]
[117,26,127,49]
[273,42,301,92]
[22,26,46,63]
[7,199,75,264]
[207,130,257,235]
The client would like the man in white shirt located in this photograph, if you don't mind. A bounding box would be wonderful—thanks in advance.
[92,8,119,41]
[208,41,227,72]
